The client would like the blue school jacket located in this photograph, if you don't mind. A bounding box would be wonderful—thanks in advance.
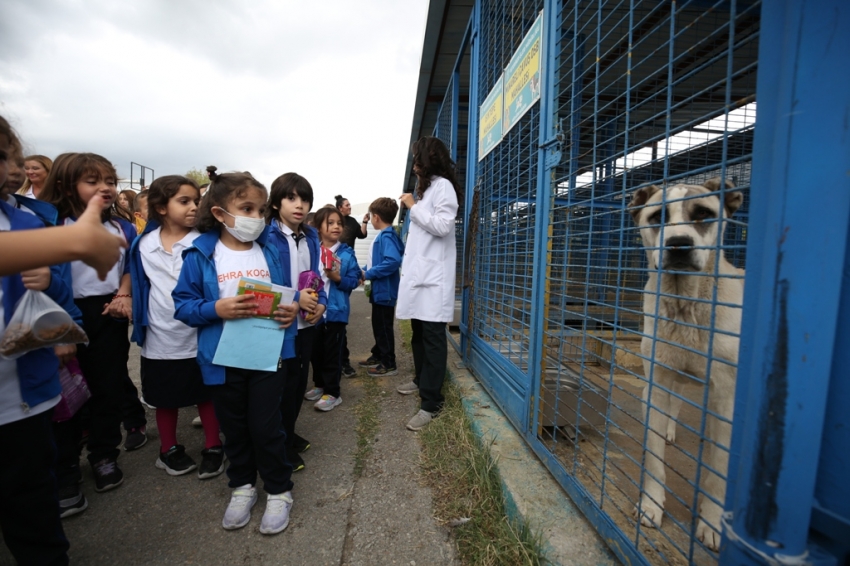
[364,227,404,307]
[266,220,328,310]
[0,199,81,409]
[171,227,299,385]
[128,219,159,347]
[324,243,360,324]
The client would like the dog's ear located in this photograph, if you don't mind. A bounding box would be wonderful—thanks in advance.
[628,185,661,220]
[702,178,742,216]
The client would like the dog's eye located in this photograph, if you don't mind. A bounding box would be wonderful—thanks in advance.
[692,207,715,221]
[648,211,662,225]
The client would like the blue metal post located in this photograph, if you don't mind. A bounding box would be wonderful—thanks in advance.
[527,0,558,434]
[451,68,460,161]
[722,0,850,563]
[460,2,480,360]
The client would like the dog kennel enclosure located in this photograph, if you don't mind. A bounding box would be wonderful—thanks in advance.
[402,0,850,564]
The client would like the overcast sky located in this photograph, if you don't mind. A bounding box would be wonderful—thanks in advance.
[0,0,429,208]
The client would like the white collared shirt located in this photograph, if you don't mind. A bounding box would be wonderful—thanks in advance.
[139,228,201,359]
[277,221,314,329]
[65,217,128,297]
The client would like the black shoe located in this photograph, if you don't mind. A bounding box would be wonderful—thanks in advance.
[198,446,226,479]
[58,484,88,518]
[92,458,124,492]
[155,445,197,476]
[367,364,398,376]
[124,426,147,451]
[292,433,311,454]
[289,452,305,473]
[342,364,357,378]
[358,356,380,368]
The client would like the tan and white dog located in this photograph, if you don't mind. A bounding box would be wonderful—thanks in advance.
[628,178,744,551]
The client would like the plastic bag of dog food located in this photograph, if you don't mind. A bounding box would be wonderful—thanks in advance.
[52,358,91,422]
[297,270,324,319]
[0,290,89,359]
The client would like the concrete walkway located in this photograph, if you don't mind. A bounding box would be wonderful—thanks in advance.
[0,290,456,566]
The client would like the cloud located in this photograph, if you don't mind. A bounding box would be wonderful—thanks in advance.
[0,0,428,207]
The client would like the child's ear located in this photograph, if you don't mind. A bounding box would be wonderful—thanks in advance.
[134,211,143,219]
[210,206,227,224]
[155,205,168,217]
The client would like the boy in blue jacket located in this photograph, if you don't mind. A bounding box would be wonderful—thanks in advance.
[359,198,404,376]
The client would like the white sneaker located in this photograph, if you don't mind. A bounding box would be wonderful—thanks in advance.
[314,395,342,412]
[396,381,419,395]
[222,484,257,530]
[406,409,434,431]
[259,491,293,535]
[304,387,324,401]
[192,415,202,427]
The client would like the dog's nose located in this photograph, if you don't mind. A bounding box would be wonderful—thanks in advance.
[666,235,693,249]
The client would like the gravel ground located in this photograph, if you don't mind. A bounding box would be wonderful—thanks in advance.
[1,290,456,566]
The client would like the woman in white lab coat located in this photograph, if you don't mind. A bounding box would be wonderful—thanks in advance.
[396,136,461,432]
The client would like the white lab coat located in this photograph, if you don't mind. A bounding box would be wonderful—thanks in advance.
[396,176,459,322]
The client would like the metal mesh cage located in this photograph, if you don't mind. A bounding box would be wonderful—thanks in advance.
[471,0,546,377]
[534,1,759,563]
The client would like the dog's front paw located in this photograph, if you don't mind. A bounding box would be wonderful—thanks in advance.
[634,499,663,528]
[665,421,677,444]
[696,519,721,551]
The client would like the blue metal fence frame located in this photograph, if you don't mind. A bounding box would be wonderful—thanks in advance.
[411,0,850,563]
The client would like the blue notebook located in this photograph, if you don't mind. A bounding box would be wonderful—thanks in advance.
[212,317,286,371]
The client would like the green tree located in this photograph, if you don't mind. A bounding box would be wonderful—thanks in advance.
[185,168,209,186]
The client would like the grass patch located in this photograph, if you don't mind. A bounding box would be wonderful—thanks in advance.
[420,379,546,565]
[352,374,382,477]
[399,318,412,352]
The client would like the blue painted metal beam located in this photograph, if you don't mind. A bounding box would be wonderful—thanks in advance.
[722,0,850,563]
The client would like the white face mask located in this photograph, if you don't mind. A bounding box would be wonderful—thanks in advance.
[217,208,266,242]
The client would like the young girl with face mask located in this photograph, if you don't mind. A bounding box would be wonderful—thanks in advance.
[172,166,300,535]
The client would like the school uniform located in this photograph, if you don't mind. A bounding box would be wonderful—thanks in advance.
[130,222,207,408]
[266,220,327,456]
[172,227,298,494]
[396,176,459,413]
[65,216,143,466]
[364,227,404,369]
[310,243,360,398]
[0,200,71,565]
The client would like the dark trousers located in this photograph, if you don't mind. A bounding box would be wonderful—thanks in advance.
[0,411,69,565]
[369,303,396,368]
[53,415,83,489]
[310,322,345,398]
[75,295,142,464]
[341,329,351,368]
[209,367,293,494]
[281,326,316,451]
[411,319,448,413]
[120,375,146,431]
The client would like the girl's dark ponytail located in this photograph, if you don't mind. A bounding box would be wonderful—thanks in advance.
[206,165,219,183]
[335,195,345,208]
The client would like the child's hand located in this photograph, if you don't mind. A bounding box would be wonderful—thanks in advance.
[325,268,341,283]
[215,295,259,320]
[274,301,298,328]
[21,267,51,291]
[361,269,367,281]
[297,290,318,313]
[102,296,132,319]
[54,344,76,366]
[305,304,326,325]
[73,194,128,280]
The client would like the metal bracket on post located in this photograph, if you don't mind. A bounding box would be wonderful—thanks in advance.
[539,118,565,169]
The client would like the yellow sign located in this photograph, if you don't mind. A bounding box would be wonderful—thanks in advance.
[503,12,543,132]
